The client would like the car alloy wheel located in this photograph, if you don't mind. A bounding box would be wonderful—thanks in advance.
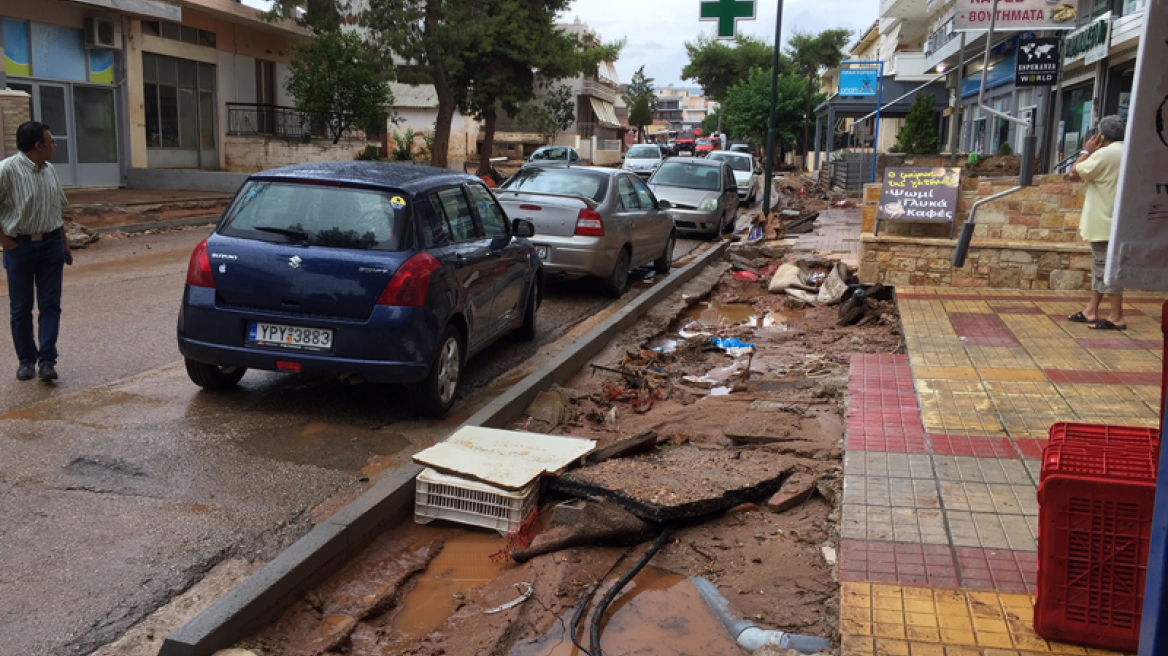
[435,335,460,405]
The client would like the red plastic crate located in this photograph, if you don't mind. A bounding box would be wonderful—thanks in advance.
[1048,422,1161,448]
[1041,443,1158,484]
[1035,476,1156,653]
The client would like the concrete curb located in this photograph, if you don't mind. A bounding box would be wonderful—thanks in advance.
[92,215,221,235]
[159,240,728,656]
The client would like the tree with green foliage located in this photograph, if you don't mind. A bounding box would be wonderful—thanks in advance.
[893,94,940,155]
[262,0,344,33]
[629,95,654,143]
[285,30,391,144]
[519,83,576,142]
[786,28,852,157]
[702,109,720,137]
[722,67,811,161]
[623,65,658,113]
[455,2,622,175]
[681,34,784,104]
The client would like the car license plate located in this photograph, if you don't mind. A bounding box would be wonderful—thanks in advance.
[248,322,333,352]
[536,246,549,260]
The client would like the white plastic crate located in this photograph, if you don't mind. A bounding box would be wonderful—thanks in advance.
[415,468,538,535]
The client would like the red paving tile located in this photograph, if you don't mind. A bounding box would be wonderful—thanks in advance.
[928,434,1019,458]
[848,355,927,453]
[1045,369,1124,385]
[895,293,937,300]
[991,306,1044,315]
[1115,372,1163,386]
[1013,438,1047,459]
[955,547,1038,594]
[840,540,959,588]
[948,313,1021,347]
[1076,338,1157,350]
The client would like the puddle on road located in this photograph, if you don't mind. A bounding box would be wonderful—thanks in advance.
[510,567,742,656]
[240,422,410,471]
[388,532,508,640]
[0,390,166,428]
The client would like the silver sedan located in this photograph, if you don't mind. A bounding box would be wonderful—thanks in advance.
[495,166,676,297]
[648,157,740,237]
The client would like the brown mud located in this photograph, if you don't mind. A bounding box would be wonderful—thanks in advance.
[236,263,904,656]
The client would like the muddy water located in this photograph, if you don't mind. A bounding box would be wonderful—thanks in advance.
[681,302,804,329]
[511,567,742,656]
[388,532,509,640]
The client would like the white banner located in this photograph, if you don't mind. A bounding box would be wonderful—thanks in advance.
[955,0,1081,31]
[1106,0,1168,291]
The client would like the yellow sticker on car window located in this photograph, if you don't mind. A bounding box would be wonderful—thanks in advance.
[390,196,407,210]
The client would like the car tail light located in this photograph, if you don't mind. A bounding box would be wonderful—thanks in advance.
[575,209,605,237]
[276,361,302,372]
[186,239,215,288]
[377,252,442,307]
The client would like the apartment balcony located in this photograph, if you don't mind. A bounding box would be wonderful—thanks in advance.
[1112,8,1145,47]
[888,51,933,80]
[582,79,617,104]
[880,0,932,20]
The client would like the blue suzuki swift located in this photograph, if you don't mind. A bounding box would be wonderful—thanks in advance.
[177,162,541,417]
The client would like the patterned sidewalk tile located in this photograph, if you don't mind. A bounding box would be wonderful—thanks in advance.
[966,346,1041,371]
[928,435,1019,459]
[1076,338,1160,351]
[1133,385,1165,411]
[840,540,959,589]
[842,504,950,545]
[932,456,1035,486]
[949,313,1022,347]
[839,583,1128,655]
[1012,439,1046,460]
[977,368,1051,382]
[955,547,1038,595]
[943,299,996,314]
[844,475,943,509]
[913,366,982,381]
[1054,384,1161,422]
[1044,369,1128,385]
[1097,352,1164,373]
[945,511,1037,551]
[939,482,1038,517]
[845,452,936,479]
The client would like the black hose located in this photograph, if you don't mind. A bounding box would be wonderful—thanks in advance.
[570,546,636,656]
[588,529,674,656]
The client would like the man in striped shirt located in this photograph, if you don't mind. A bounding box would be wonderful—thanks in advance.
[1,121,72,382]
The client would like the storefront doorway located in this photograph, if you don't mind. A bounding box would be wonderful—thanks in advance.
[1058,83,1094,160]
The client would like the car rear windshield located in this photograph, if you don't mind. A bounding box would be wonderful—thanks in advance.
[696,139,713,146]
[530,147,573,161]
[627,145,660,158]
[501,167,609,203]
[708,153,751,172]
[650,162,720,190]
[220,180,410,251]
[677,131,695,140]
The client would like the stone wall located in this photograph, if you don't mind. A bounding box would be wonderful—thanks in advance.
[0,90,32,158]
[858,173,1093,290]
[223,136,379,174]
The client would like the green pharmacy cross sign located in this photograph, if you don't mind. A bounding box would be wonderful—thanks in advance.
[701,0,756,39]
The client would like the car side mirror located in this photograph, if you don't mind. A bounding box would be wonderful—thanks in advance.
[657,200,672,210]
[513,218,536,238]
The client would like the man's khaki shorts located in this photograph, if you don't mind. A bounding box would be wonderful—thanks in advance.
[1091,241,1123,295]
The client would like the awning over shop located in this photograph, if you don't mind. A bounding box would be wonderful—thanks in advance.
[589,97,620,129]
[646,124,670,135]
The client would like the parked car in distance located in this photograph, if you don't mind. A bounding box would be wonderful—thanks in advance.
[177,162,542,418]
[648,157,740,237]
[729,144,752,154]
[527,146,582,166]
[695,138,717,156]
[706,150,762,204]
[622,144,666,178]
[495,166,676,297]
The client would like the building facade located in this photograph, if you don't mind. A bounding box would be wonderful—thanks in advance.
[652,86,716,133]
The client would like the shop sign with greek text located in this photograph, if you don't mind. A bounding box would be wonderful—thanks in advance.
[878,168,962,224]
[1106,0,1168,291]
[1064,14,1111,65]
[1015,37,1061,86]
[955,0,1081,31]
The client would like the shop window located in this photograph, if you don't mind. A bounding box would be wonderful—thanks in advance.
[143,52,216,150]
[31,23,87,81]
[3,19,31,76]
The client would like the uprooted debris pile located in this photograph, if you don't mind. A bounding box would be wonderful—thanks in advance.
[745,174,855,241]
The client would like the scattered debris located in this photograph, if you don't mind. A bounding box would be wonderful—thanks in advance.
[510,499,654,562]
[483,582,534,614]
[522,385,577,433]
[581,429,658,465]
[65,221,99,249]
[766,471,821,513]
[816,262,849,305]
[820,545,838,567]
[413,426,595,490]
[549,498,587,527]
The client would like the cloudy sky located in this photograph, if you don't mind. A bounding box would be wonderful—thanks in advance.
[243,0,877,89]
[565,0,877,88]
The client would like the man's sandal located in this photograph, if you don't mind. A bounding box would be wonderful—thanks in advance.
[1067,312,1094,323]
[1089,319,1127,331]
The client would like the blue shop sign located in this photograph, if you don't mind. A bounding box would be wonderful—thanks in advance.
[839,69,880,97]
[961,54,1017,98]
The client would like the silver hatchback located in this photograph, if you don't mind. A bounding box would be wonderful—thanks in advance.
[648,157,740,237]
[495,166,676,297]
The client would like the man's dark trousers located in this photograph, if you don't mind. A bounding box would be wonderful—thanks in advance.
[2,230,64,367]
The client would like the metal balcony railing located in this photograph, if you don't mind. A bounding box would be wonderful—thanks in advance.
[226,103,325,140]
[926,19,958,58]
[582,79,617,104]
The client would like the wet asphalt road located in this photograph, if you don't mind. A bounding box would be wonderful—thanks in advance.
[0,226,708,656]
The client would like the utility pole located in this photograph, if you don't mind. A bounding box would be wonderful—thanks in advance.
[761,0,785,217]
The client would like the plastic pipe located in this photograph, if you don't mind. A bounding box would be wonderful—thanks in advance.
[693,577,832,654]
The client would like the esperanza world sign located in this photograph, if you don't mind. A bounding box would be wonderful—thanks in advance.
[875,167,962,236]
[955,0,1080,31]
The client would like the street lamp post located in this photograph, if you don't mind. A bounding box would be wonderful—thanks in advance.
[761,0,785,217]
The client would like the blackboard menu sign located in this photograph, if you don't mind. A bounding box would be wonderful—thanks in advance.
[876,167,962,237]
